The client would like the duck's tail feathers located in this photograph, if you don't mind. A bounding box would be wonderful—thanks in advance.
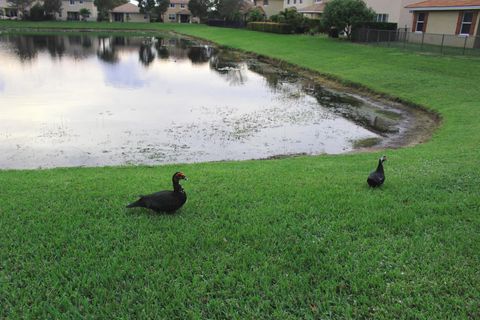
[126,198,142,208]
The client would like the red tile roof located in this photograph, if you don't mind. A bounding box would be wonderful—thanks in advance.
[406,0,480,8]
[111,3,140,13]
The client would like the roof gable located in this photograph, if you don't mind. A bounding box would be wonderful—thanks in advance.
[111,3,141,13]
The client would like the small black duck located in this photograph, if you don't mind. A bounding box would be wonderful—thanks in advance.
[126,172,187,213]
[367,155,387,188]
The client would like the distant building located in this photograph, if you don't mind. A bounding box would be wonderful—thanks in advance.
[110,3,149,23]
[253,0,284,17]
[0,0,98,21]
[284,0,324,19]
[405,0,480,36]
[57,0,98,21]
[162,0,199,23]
[248,0,422,25]
[363,0,420,28]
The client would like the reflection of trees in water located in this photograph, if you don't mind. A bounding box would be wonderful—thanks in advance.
[2,34,217,67]
[97,37,119,64]
[139,43,156,66]
[188,46,212,64]
[1,34,96,61]
[6,35,38,61]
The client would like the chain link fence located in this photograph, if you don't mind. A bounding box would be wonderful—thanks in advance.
[353,27,480,57]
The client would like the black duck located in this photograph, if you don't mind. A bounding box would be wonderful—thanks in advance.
[367,155,387,188]
[126,172,187,213]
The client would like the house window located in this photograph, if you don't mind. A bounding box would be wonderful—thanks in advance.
[79,0,83,3]
[299,0,302,3]
[460,11,473,35]
[170,3,175,7]
[315,0,322,3]
[180,4,185,8]
[415,12,425,32]
[69,0,74,4]
[264,0,268,5]
[169,14,176,20]
[287,0,290,4]
[376,13,388,22]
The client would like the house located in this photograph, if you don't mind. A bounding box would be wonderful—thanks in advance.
[249,0,422,25]
[162,0,198,23]
[406,0,479,36]
[0,0,21,18]
[363,0,420,28]
[56,0,98,21]
[110,3,149,22]
[283,0,324,19]
[253,0,284,17]
[0,0,97,20]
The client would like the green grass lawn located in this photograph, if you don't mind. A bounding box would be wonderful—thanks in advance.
[0,21,479,319]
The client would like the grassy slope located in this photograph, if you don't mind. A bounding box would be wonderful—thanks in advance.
[0,21,479,319]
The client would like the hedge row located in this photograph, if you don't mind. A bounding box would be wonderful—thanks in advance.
[247,22,293,34]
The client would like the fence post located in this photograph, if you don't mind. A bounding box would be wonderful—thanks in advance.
[377,30,380,45]
[404,29,407,49]
[366,28,369,43]
[463,36,468,55]
[387,30,391,47]
[421,32,425,50]
[440,34,445,54]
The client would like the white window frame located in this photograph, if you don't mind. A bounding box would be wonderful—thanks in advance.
[459,11,473,36]
[180,4,185,8]
[263,0,268,6]
[170,3,175,7]
[415,12,425,33]
[376,13,388,23]
[168,14,176,20]
[69,0,74,5]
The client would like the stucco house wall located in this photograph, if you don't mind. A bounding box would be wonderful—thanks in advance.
[57,0,98,21]
[424,10,460,34]
[162,0,199,23]
[363,0,419,27]
[254,0,284,17]
[283,0,315,10]
[422,10,480,35]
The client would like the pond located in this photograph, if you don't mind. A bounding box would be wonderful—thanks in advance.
[0,32,435,169]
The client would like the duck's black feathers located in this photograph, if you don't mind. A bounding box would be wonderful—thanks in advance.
[126,172,187,213]
[367,157,386,188]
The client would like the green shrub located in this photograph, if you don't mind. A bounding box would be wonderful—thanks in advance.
[247,8,265,23]
[29,3,45,21]
[357,21,398,30]
[247,22,293,34]
[270,8,308,33]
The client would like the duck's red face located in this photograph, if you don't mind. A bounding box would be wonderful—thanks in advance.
[175,172,187,180]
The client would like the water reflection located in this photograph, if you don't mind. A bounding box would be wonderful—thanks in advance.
[0,33,404,169]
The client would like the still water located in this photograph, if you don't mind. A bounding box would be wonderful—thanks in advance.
[0,32,391,169]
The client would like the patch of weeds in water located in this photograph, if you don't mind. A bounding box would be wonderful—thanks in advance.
[352,137,382,148]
